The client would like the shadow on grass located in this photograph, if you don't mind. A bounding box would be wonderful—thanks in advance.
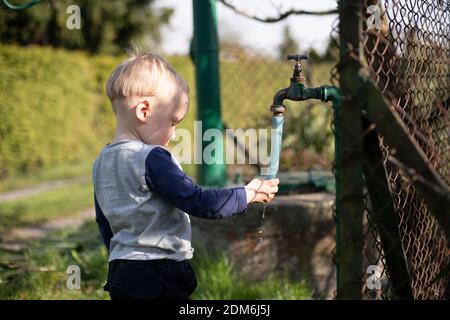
[191,250,311,300]
[0,221,311,300]
[0,182,93,234]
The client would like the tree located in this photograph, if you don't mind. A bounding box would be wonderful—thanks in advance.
[322,38,339,62]
[0,0,173,54]
[278,26,299,61]
[217,0,337,23]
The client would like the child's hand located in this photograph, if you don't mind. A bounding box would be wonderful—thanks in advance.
[244,178,279,204]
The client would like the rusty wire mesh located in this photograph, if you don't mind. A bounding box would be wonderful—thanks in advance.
[219,47,289,178]
[219,45,336,175]
[363,0,450,299]
[219,47,289,130]
[218,0,449,299]
[332,0,449,299]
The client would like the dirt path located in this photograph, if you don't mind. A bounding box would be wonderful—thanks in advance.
[0,176,94,250]
[0,207,95,251]
[0,176,90,203]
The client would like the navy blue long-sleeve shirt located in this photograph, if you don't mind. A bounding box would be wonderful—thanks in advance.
[93,143,247,253]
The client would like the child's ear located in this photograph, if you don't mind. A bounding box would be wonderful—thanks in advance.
[135,100,152,122]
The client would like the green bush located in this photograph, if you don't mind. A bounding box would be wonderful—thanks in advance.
[0,45,198,180]
[0,45,104,178]
[89,54,122,143]
[0,44,334,180]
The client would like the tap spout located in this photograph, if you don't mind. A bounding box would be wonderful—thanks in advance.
[272,87,289,109]
[271,79,324,113]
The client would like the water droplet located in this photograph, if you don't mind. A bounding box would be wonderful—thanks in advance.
[255,203,269,275]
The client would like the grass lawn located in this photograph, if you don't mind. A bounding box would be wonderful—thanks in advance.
[0,181,94,233]
[0,161,94,193]
[0,221,311,300]
[0,173,311,300]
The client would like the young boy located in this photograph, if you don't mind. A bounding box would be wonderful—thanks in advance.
[92,52,279,300]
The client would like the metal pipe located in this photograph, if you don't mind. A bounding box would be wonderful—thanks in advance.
[191,0,227,187]
[1,0,40,10]
[261,114,285,179]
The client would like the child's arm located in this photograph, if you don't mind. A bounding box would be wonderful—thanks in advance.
[94,193,113,250]
[145,147,278,219]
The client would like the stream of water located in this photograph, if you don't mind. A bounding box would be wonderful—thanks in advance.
[257,202,268,273]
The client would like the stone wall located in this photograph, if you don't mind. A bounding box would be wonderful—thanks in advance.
[191,192,336,299]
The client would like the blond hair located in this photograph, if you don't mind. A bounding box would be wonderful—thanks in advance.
[106,52,189,111]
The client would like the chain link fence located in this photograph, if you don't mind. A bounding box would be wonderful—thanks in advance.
[332,0,449,299]
[363,0,449,300]
[217,0,449,299]
[219,45,336,178]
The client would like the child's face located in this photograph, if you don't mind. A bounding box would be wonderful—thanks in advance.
[137,90,189,147]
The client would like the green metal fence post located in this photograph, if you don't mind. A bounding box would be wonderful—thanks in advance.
[336,0,365,299]
[191,0,227,186]
[362,117,413,299]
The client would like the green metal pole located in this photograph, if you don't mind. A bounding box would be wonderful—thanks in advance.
[337,0,365,299]
[191,0,227,186]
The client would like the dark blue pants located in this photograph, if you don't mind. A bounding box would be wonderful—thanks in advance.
[105,259,197,300]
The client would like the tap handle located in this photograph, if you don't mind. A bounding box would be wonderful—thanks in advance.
[287,54,308,81]
[287,54,308,62]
